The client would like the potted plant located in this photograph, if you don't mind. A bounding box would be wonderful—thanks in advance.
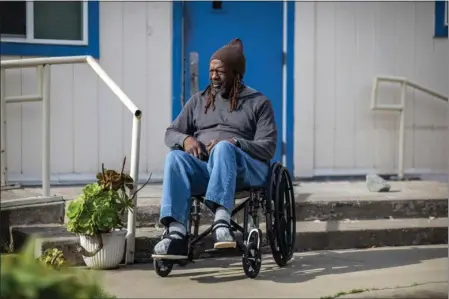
[65,157,149,269]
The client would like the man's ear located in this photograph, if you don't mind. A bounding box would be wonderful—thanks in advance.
[228,38,243,51]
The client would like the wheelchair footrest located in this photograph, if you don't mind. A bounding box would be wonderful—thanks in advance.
[204,247,241,256]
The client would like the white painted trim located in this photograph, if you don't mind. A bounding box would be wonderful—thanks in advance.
[1,38,88,46]
[0,1,88,46]
[82,1,89,43]
[281,0,288,167]
[445,0,448,27]
[26,1,34,41]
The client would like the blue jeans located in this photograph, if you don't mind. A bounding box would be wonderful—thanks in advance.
[160,141,269,227]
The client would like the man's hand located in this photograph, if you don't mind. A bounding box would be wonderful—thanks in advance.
[183,136,204,159]
[206,139,219,154]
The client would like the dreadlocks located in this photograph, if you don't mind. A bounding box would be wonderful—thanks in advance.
[205,38,246,114]
[204,75,243,114]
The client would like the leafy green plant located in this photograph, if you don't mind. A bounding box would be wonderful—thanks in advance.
[37,248,66,270]
[65,157,151,257]
[1,239,116,299]
[66,182,132,236]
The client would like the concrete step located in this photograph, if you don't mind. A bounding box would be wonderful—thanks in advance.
[1,197,65,252]
[122,196,448,228]
[11,217,448,266]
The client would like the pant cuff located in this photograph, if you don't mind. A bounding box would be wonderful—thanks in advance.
[159,205,188,227]
[204,196,233,214]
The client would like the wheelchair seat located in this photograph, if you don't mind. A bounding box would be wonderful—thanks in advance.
[152,162,296,279]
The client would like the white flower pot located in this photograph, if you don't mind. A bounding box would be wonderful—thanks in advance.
[79,230,126,269]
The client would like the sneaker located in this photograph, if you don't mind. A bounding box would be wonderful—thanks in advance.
[151,231,189,260]
[211,220,236,249]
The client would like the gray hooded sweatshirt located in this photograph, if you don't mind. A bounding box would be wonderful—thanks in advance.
[164,86,277,163]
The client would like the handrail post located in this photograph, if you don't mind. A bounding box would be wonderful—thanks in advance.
[0,69,7,186]
[397,81,407,180]
[1,56,143,203]
[125,111,142,264]
[370,77,378,110]
[41,65,51,196]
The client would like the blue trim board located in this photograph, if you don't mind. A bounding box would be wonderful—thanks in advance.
[0,1,100,58]
[435,0,448,38]
[172,1,184,127]
[171,1,295,175]
[286,1,295,176]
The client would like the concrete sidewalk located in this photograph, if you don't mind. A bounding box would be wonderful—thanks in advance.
[2,180,447,202]
[99,245,448,298]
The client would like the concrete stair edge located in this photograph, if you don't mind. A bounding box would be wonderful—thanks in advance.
[121,197,449,226]
[11,217,449,266]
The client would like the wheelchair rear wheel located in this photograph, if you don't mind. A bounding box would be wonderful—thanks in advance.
[265,163,296,267]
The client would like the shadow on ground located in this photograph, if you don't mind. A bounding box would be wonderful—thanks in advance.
[114,245,447,285]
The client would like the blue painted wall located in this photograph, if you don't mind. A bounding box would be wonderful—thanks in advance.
[171,1,295,174]
[434,0,448,37]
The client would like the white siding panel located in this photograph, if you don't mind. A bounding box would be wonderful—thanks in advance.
[293,2,315,177]
[73,64,99,174]
[334,2,357,169]
[21,61,41,177]
[145,2,172,175]
[294,1,448,178]
[3,57,23,176]
[97,2,125,174]
[2,2,172,184]
[314,2,336,169]
[122,2,148,173]
[353,2,377,171]
[50,64,75,174]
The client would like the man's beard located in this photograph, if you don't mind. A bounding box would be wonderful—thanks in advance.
[210,82,230,98]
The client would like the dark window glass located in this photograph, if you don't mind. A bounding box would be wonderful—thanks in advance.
[0,1,26,36]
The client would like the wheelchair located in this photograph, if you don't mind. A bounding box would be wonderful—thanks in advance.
[152,161,296,279]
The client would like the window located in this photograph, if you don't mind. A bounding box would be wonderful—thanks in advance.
[0,1,99,58]
[434,0,448,38]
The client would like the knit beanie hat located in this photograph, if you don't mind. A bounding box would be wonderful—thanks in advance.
[210,38,246,79]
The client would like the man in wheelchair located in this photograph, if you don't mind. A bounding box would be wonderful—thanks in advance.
[152,38,278,261]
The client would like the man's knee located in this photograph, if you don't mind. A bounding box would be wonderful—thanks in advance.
[165,150,189,168]
[210,141,236,158]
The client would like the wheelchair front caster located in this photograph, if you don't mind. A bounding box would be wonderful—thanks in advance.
[242,241,262,279]
[154,259,173,277]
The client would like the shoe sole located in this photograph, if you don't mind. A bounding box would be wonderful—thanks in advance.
[214,241,237,249]
[152,254,188,260]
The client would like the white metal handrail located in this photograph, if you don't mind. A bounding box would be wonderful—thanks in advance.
[370,75,448,180]
[0,55,142,264]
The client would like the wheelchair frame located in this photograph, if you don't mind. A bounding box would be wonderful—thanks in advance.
[153,162,296,279]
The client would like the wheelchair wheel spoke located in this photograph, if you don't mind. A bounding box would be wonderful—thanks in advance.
[242,241,262,278]
[264,163,296,268]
